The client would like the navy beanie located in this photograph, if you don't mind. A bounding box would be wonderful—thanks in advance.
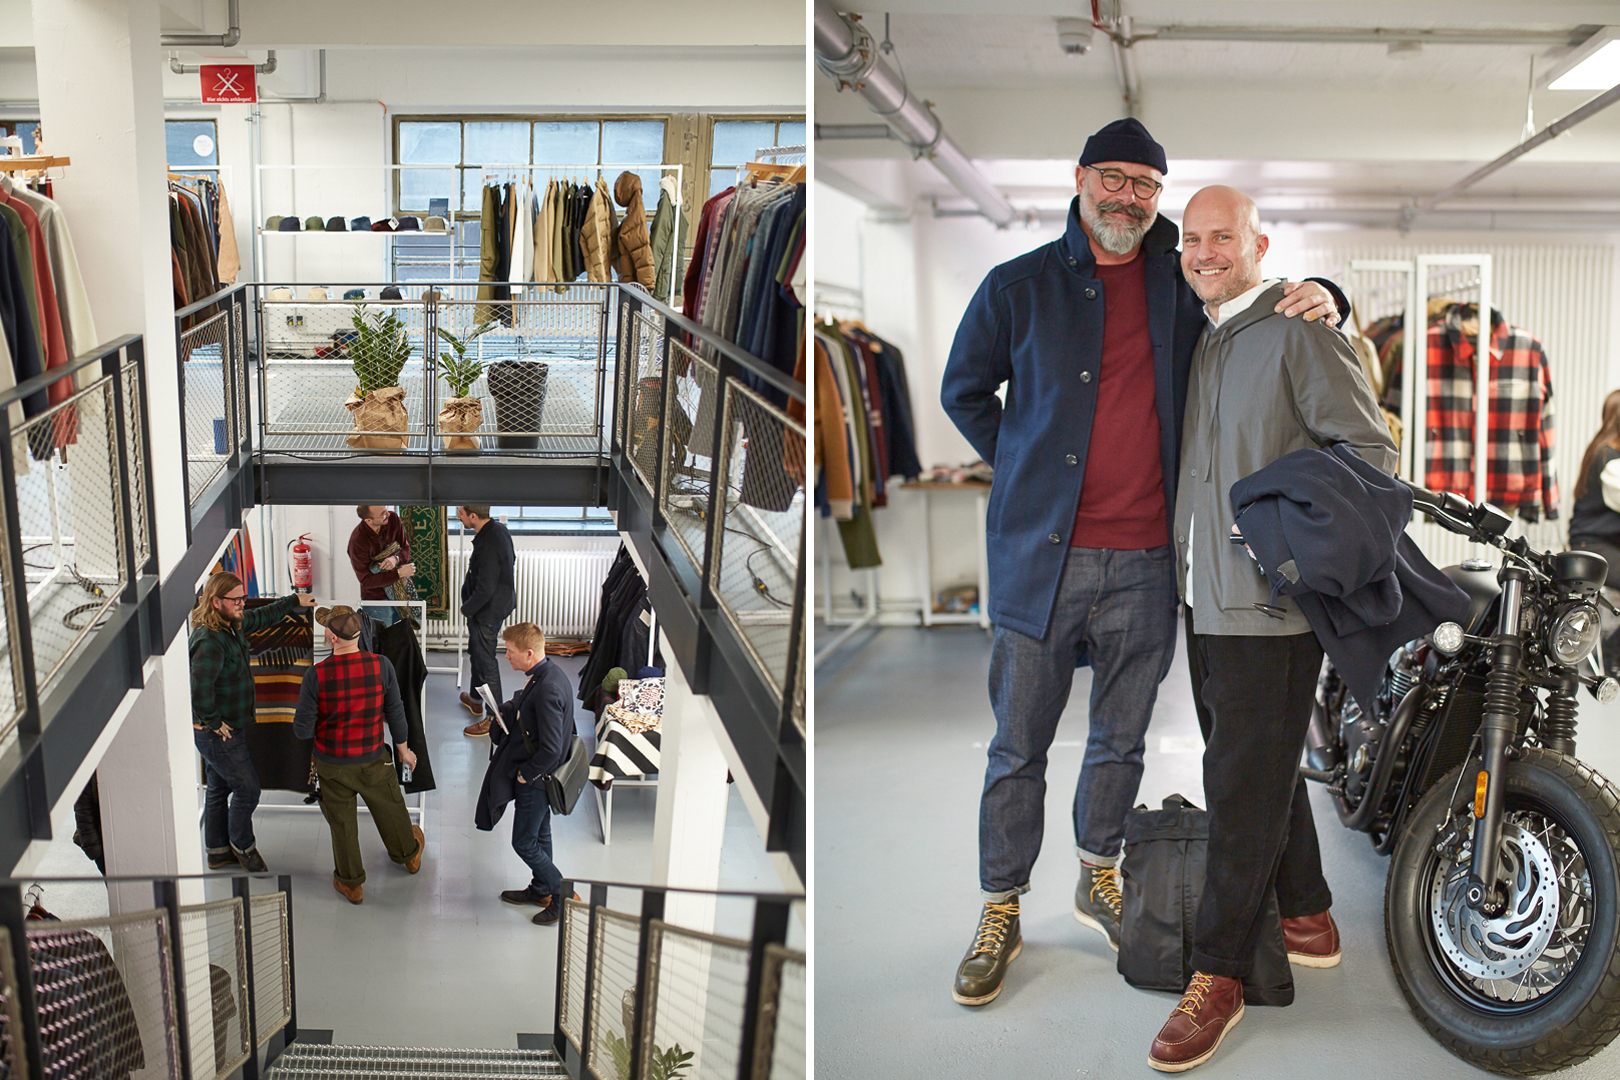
[1079,118,1167,174]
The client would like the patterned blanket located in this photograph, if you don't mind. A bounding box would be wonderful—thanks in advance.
[244,599,314,791]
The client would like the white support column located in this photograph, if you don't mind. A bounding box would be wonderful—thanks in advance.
[650,630,730,934]
[30,0,200,903]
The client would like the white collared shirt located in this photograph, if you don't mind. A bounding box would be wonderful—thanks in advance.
[1207,277,1279,326]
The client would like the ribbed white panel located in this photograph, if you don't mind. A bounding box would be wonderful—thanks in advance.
[423,549,616,640]
[1293,237,1617,570]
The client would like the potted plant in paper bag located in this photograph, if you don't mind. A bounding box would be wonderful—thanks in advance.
[435,320,494,450]
[345,306,413,449]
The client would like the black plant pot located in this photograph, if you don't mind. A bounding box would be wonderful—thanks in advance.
[486,360,548,450]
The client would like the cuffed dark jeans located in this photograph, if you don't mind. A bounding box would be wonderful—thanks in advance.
[195,728,261,855]
[467,618,502,708]
[979,546,1178,898]
[1185,617,1334,979]
[511,779,564,897]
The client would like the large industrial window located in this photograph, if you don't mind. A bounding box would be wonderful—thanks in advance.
[707,117,806,198]
[166,119,219,179]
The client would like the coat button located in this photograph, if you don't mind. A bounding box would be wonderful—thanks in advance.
[1049,533,1062,544]
[1066,454,1078,466]
[1085,288,1097,300]
[1190,466,1196,477]
[1079,371,1092,383]
[1177,534,1185,544]
[1068,257,1078,267]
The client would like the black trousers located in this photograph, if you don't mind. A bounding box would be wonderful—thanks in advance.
[1185,616,1334,978]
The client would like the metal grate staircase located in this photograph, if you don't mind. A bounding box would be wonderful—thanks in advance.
[265,1044,568,1078]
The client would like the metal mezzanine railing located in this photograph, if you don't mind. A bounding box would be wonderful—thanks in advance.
[553,881,804,1080]
[175,285,252,529]
[0,335,159,753]
[0,873,297,1080]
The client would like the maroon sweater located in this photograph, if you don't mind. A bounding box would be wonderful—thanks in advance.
[348,513,411,600]
[1071,250,1168,549]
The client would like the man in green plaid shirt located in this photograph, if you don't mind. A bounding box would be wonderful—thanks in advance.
[189,571,315,871]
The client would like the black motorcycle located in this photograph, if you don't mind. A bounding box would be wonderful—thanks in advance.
[1303,482,1620,1075]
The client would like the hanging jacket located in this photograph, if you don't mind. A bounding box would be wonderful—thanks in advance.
[533,179,556,284]
[474,184,502,324]
[578,178,618,283]
[611,171,655,289]
[650,177,679,300]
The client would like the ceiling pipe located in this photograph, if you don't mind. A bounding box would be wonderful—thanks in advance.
[816,123,895,140]
[161,0,241,48]
[1123,25,1588,47]
[170,49,277,76]
[1109,13,1141,117]
[261,50,327,104]
[814,0,1015,227]
[1400,80,1620,228]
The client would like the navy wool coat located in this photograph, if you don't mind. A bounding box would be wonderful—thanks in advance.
[941,201,1205,641]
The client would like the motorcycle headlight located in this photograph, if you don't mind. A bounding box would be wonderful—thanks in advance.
[1547,604,1602,667]
[1431,621,1464,655]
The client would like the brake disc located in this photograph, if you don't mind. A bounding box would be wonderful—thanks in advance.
[1431,821,1562,981]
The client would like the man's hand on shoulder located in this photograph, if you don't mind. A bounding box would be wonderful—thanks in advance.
[1275,280,1340,327]
[295,593,317,608]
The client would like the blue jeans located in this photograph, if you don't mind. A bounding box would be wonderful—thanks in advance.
[370,603,401,627]
[195,728,261,854]
[980,546,1178,898]
[467,618,502,707]
[511,779,563,897]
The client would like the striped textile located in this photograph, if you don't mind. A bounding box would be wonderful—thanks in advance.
[588,715,660,789]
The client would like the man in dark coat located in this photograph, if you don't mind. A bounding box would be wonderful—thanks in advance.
[475,622,580,926]
[939,118,1344,1008]
[457,505,517,736]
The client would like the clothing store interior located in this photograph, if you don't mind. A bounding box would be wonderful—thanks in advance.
[816,3,1620,1078]
[0,0,806,1075]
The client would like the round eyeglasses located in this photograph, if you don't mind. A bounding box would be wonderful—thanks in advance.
[1086,165,1163,200]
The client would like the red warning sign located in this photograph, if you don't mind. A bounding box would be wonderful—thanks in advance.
[199,64,257,104]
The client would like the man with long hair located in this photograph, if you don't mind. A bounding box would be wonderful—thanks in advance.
[189,571,315,871]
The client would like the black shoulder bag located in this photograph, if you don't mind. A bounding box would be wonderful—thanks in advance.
[514,681,590,815]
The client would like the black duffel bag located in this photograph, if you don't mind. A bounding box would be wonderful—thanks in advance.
[1117,793,1294,1007]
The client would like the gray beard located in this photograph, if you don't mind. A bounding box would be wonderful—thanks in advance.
[1080,189,1153,255]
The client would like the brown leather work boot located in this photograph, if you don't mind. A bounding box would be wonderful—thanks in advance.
[1149,972,1243,1073]
[405,825,425,874]
[332,875,363,905]
[463,718,492,737]
[951,898,1022,1006]
[459,691,484,717]
[1281,910,1341,968]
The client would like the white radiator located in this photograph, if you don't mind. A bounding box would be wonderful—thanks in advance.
[423,548,616,641]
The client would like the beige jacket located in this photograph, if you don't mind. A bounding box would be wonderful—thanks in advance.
[533,179,556,283]
[577,178,618,283]
[611,172,654,289]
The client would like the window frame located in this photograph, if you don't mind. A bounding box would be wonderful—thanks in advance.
[705,114,806,199]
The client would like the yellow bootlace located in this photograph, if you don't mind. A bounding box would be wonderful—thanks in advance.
[973,901,1018,955]
[1174,972,1217,1019]
[1090,867,1123,914]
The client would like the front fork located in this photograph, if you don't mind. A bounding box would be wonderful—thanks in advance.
[1467,568,1526,911]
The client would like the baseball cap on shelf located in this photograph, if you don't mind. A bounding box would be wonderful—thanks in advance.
[315,605,363,641]
[304,215,326,232]
[277,216,301,232]
[306,287,329,301]
[326,216,347,232]
[267,287,294,301]
[349,216,372,231]
[370,219,396,232]
[343,288,367,300]
[380,286,404,300]
[395,215,421,231]
[265,215,284,231]
[424,216,449,233]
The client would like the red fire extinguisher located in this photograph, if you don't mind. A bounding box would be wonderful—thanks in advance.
[288,533,313,593]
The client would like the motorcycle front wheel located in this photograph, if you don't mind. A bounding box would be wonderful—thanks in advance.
[1386,749,1620,1075]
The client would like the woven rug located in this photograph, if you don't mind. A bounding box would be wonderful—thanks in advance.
[400,505,449,619]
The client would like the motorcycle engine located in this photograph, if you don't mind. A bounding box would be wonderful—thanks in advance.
[1342,645,1422,803]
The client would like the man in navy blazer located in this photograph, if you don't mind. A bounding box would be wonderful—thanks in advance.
[941,118,1343,1007]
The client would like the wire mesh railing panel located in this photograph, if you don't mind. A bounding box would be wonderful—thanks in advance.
[586,909,643,1080]
[613,300,633,454]
[708,382,804,702]
[433,298,606,456]
[11,376,129,695]
[559,898,590,1054]
[120,361,152,572]
[178,899,249,1080]
[26,909,181,1080]
[232,299,248,458]
[638,921,751,1080]
[259,299,432,454]
[179,308,233,506]
[625,310,665,493]
[788,616,805,740]
[249,893,291,1045]
[0,500,21,737]
[659,341,716,574]
[0,926,24,1080]
[758,946,805,1080]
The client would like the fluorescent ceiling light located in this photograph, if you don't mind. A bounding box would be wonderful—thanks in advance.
[1543,27,1620,90]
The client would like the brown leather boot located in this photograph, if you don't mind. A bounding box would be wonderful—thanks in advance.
[1149,972,1243,1073]
[459,691,484,717]
[1281,910,1341,968]
[332,875,363,905]
[463,718,492,737]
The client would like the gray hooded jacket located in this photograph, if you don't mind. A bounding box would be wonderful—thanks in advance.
[1173,281,1396,636]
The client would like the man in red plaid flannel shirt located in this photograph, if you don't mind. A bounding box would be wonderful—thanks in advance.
[1383,305,1559,520]
[294,605,424,904]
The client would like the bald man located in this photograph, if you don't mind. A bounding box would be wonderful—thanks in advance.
[1149,187,1394,1072]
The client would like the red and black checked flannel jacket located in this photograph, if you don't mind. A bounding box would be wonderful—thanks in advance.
[1382,306,1559,521]
[292,651,408,765]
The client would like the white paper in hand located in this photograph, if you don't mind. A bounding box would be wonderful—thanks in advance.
[477,683,508,732]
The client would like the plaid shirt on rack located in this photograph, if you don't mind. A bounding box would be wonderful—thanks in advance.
[293,651,408,765]
[1382,306,1559,521]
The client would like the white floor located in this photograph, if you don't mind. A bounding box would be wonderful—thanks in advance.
[26,652,781,1048]
[814,624,1620,1080]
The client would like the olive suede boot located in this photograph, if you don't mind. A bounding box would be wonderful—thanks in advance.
[1073,862,1123,951]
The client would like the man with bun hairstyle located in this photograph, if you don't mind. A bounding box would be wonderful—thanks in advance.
[294,605,424,904]
[941,118,1348,1007]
